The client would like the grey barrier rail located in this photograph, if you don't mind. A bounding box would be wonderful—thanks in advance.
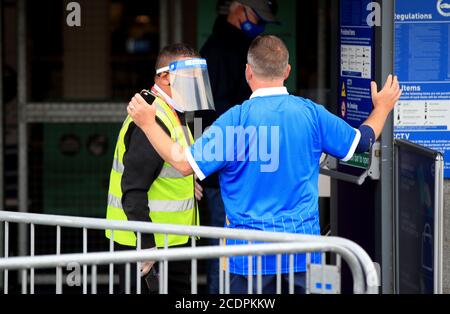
[0,211,379,294]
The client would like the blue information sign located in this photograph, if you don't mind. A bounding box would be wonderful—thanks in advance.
[339,0,375,128]
[394,0,450,178]
[339,0,375,168]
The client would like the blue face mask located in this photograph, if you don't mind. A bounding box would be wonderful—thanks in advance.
[240,8,266,38]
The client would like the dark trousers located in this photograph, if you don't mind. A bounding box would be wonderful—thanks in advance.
[114,242,191,294]
[204,187,226,294]
[230,272,306,294]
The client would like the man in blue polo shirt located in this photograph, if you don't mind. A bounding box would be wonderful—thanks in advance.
[127,35,401,293]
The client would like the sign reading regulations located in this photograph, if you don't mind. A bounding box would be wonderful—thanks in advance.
[394,0,450,178]
[339,0,375,169]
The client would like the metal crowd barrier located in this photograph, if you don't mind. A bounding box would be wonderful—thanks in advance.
[0,211,379,294]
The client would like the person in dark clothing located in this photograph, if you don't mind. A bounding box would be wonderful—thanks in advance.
[106,44,204,294]
[196,0,279,294]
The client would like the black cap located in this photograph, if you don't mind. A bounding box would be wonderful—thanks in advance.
[238,0,279,23]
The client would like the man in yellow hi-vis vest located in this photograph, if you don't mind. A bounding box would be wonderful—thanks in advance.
[105,44,215,294]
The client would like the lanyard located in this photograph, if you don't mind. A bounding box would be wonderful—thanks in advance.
[152,84,184,113]
[151,85,182,126]
[151,86,193,146]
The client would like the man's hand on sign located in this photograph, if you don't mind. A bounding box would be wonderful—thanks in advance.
[364,75,403,139]
[371,74,402,113]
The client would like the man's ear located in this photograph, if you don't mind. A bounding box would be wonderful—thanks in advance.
[284,64,292,81]
[245,64,252,83]
[158,72,171,87]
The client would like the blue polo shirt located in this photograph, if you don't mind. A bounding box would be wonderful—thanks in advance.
[185,87,360,275]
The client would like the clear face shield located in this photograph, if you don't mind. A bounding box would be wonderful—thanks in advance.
[156,58,215,112]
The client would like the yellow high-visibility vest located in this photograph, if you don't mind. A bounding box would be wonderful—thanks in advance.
[105,97,198,248]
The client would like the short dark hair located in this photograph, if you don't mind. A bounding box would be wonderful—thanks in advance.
[247,35,289,80]
[155,43,200,71]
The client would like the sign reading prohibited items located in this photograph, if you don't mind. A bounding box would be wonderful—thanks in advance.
[394,0,450,178]
[339,0,375,170]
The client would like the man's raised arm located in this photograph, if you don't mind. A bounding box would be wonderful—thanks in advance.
[127,94,194,176]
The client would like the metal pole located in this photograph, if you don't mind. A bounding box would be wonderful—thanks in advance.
[317,0,327,104]
[336,254,342,294]
[136,232,141,294]
[21,269,27,294]
[329,0,340,240]
[82,228,87,294]
[173,0,183,43]
[109,230,114,294]
[276,254,281,294]
[17,0,28,261]
[164,234,168,294]
[219,238,224,294]
[0,0,3,290]
[321,252,326,294]
[434,156,444,294]
[159,0,169,49]
[247,249,253,294]
[92,265,97,294]
[306,253,311,294]
[378,0,394,294]
[125,263,130,294]
[289,254,294,294]
[256,255,262,294]
[191,236,197,294]
[225,256,230,294]
[0,0,4,215]
[4,221,8,294]
[56,225,62,294]
[158,260,163,294]
[30,224,34,294]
